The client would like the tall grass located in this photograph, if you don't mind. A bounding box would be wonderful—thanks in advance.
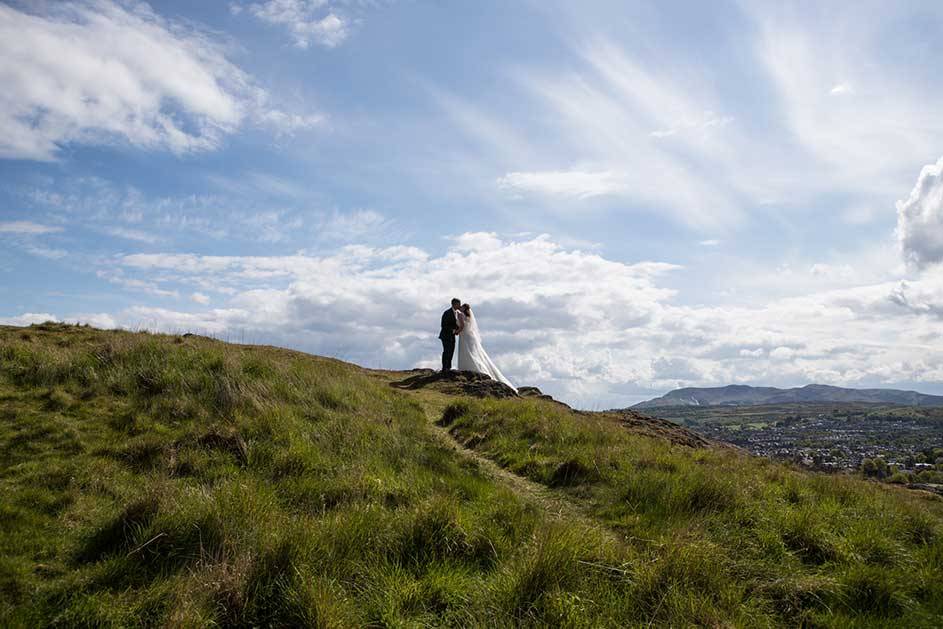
[0,324,622,625]
[440,398,943,626]
[1,323,942,626]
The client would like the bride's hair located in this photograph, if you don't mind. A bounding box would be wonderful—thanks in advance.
[461,303,472,317]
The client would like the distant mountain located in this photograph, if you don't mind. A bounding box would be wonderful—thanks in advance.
[633,384,943,409]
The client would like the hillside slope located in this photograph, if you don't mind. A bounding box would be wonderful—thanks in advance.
[635,383,943,408]
[1,324,942,627]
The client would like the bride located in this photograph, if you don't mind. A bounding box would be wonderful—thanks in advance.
[456,303,516,392]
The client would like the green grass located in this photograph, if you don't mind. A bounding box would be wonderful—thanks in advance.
[439,398,943,626]
[1,323,942,626]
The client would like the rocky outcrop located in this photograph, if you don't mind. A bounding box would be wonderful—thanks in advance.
[390,369,519,399]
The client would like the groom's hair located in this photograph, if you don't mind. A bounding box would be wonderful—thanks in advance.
[451,298,461,306]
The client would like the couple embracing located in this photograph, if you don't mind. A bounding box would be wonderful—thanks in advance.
[438,298,516,391]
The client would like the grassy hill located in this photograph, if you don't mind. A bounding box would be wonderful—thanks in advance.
[1,323,942,627]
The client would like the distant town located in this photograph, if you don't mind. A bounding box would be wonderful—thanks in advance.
[642,403,943,492]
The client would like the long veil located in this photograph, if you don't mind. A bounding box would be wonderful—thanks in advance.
[459,310,515,391]
[463,310,481,343]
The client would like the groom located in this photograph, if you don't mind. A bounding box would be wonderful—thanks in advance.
[439,298,462,372]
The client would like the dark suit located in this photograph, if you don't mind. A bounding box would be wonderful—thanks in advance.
[439,307,458,372]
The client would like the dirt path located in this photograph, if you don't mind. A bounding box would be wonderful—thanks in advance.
[379,377,625,545]
[426,404,588,522]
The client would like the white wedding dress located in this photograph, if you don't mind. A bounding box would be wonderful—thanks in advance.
[457,310,516,391]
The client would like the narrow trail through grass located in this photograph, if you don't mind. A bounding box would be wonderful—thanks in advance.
[367,369,612,522]
[411,389,619,542]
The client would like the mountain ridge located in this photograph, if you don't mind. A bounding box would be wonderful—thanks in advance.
[633,383,943,408]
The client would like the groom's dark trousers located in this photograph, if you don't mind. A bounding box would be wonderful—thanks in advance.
[439,307,458,372]
[440,335,455,372]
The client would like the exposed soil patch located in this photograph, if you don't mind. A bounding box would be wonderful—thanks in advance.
[548,459,600,487]
[517,385,573,409]
[194,429,249,466]
[607,409,714,449]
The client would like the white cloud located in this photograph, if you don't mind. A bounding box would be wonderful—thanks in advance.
[829,82,853,95]
[101,234,679,399]
[650,111,733,138]
[254,109,325,134]
[0,313,59,326]
[699,239,720,247]
[450,232,505,253]
[886,277,943,319]
[897,157,943,269]
[0,1,320,161]
[191,292,211,304]
[0,310,132,331]
[0,221,62,234]
[0,1,242,159]
[241,0,348,48]
[73,313,118,329]
[497,170,626,200]
[54,232,939,408]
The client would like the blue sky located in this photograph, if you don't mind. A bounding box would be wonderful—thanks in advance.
[2,0,943,408]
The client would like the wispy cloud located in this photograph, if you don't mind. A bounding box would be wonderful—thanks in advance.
[316,209,394,242]
[649,111,734,138]
[0,221,62,234]
[236,0,349,48]
[0,220,67,259]
[105,226,159,244]
[829,82,853,96]
[749,2,943,195]
[18,177,311,245]
[23,245,68,260]
[439,37,750,230]
[496,170,626,200]
[96,269,179,298]
[242,211,305,243]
